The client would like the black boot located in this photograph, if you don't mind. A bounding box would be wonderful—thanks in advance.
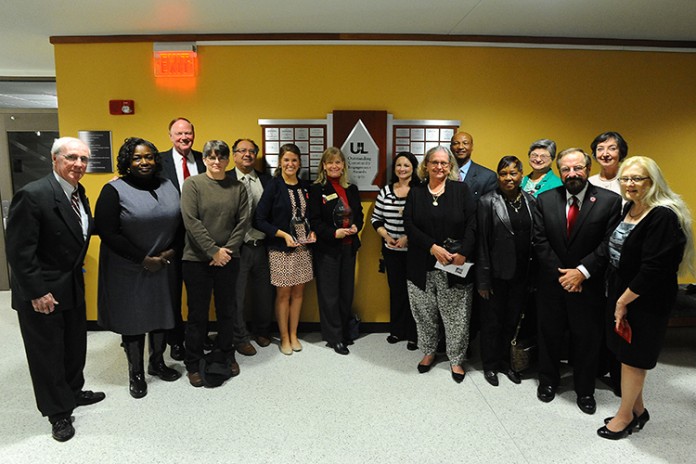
[122,336,147,399]
[148,331,181,381]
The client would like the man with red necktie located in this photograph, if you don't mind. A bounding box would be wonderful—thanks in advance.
[533,147,621,415]
[159,118,206,360]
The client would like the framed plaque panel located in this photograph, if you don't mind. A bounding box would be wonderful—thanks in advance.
[389,119,460,184]
[259,119,329,180]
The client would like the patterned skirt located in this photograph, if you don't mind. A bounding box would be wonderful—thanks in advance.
[268,247,314,287]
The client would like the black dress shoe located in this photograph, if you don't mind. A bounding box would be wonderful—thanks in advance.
[503,368,522,384]
[148,362,181,381]
[170,343,185,361]
[417,358,435,374]
[604,409,650,430]
[597,418,637,440]
[406,341,418,351]
[386,335,400,344]
[484,370,499,386]
[75,390,106,407]
[129,373,147,399]
[52,417,75,442]
[537,385,556,403]
[327,342,349,355]
[577,395,597,415]
[451,367,466,383]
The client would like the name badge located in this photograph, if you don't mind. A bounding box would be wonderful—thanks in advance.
[323,193,338,202]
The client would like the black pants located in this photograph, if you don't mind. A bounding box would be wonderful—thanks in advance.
[536,283,604,396]
[17,304,87,423]
[479,278,526,372]
[382,245,416,341]
[182,259,239,373]
[315,246,356,345]
[166,251,185,347]
[233,243,274,342]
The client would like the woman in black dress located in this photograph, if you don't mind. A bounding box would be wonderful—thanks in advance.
[476,156,535,387]
[598,156,695,439]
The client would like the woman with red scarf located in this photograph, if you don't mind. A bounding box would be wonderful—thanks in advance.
[309,147,364,355]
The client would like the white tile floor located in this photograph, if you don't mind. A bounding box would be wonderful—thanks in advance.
[1,290,695,464]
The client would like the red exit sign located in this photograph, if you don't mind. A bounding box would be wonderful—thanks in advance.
[154,51,198,77]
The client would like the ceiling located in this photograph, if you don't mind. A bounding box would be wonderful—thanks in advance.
[2,0,696,107]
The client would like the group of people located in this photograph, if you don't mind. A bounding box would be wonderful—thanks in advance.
[371,130,694,440]
[6,122,693,443]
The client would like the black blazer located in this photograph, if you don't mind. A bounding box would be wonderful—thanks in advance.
[404,180,477,290]
[159,148,205,193]
[533,183,622,287]
[476,189,536,290]
[308,181,364,255]
[255,176,312,251]
[463,161,497,201]
[6,174,93,312]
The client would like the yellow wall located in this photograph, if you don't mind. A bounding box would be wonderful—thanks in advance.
[54,42,696,321]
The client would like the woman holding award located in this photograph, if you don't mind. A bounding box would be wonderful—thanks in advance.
[309,147,364,355]
[255,143,315,355]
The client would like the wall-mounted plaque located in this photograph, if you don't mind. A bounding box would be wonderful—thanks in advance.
[79,130,113,173]
[258,119,330,180]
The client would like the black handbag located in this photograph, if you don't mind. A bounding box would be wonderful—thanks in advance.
[510,312,537,373]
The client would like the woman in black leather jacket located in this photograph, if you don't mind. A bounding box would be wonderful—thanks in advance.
[476,156,535,387]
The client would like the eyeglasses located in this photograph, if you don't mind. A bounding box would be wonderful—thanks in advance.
[618,176,650,184]
[205,155,229,162]
[559,165,587,174]
[234,148,258,155]
[62,154,90,164]
[428,161,450,166]
[529,153,550,160]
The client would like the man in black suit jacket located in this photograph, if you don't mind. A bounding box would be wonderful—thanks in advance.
[533,148,622,415]
[6,137,105,441]
[451,131,497,357]
[450,131,497,201]
[227,138,274,356]
[158,117,206,360]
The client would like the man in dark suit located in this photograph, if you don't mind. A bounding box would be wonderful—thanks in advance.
[6,137,105,441]
[227,138,274,356]
[450,131,497,201]
[451,131,497,357]
[533,147,622,415]
[159,117,205,360]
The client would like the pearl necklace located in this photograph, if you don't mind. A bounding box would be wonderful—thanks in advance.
[428,182,446,206]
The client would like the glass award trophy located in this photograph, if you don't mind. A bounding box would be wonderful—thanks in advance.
[290,213,314,244]
[332,201,353,229]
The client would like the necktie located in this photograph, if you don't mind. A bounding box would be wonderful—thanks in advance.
[71,190,82,227]
[182,155,191,180]
[567,196,579,237]
[240,176,255,210]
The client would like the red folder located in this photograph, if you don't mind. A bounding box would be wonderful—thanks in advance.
[614,319,632,344]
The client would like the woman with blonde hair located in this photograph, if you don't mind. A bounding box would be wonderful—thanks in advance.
[404,145,477,383]
[598,156,695,439]
[308,147,364,355]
